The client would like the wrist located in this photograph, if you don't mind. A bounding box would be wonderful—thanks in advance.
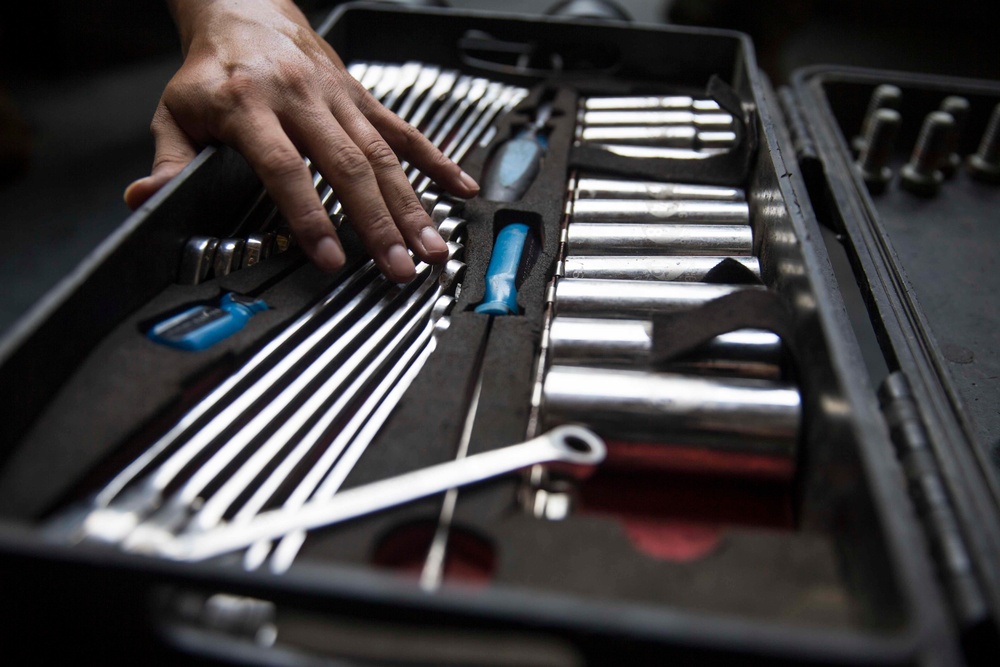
[167,0,306,53]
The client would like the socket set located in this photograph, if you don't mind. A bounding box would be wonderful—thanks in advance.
[1,5,999,665]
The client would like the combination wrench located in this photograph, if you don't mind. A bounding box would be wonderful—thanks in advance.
[123,426,606,562]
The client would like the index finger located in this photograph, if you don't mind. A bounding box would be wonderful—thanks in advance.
[221,107,346,273]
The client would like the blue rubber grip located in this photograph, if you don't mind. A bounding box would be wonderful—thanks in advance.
[475,223,529,316]
[148,293,268,351]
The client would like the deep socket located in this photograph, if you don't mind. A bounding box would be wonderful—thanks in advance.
[553,278,765,319]
[542,365,800,457]
[572,199,749,225]
[562,255,760,281]
[566,223,753,256]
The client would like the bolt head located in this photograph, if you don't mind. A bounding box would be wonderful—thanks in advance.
[861,165,893,194]
[967,154,1000,183]
[900,163,943,196]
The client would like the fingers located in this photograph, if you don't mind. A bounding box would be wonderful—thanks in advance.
[221,107,347,274]
[354,85,480,198]
[288,100,431,282]
[124,104,199,210]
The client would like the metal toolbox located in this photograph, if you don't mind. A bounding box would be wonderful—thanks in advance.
[1,4,997,664]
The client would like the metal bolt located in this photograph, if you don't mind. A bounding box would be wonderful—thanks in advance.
[967,103,1000,183]
[900,111,954,196]
[939,96,970,177]
[856,108,901,193]
[853,84,903,154]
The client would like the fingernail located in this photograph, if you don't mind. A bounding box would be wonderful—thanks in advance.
[386,243,415,282]
[459,170,479,192]
[419,226,448,257]
[315,236,346,271]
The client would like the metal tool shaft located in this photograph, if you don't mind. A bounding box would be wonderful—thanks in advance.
[542,365,799,454]
[554,278,763,319]
[571,199,749,225]
[583,96,720,111]
[561,255,760,281]
[127,426,606,561]
[581,110,733,128]
[573,177,744,201]
[592,145,729,160]
[566,223,753,256]
[548,316,782,379]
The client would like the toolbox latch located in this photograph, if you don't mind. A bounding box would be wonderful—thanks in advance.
[878,372,992,641]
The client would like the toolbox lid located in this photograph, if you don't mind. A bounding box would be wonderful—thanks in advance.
[780,64,1000,646]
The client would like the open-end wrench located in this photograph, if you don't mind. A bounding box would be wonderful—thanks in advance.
[419,85,530,211]
[406,77,489,186]
[124,425,606,562]
[185,262,465,536]
[394,65,442,123]
[346,62,367,81]
[257,295,457,574]
[411,80,505,195]
[49,258,417,545]
[320,62,429,214]
[379,61,423,111]
[326,69,466,222]
[108,248,455,544]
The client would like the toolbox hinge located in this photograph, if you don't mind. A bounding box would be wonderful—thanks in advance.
[776,86,820,167]
[878,372,991,635]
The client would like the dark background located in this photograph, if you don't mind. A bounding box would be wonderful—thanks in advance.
[0,0,996,334]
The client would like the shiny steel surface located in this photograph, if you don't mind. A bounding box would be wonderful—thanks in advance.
[573,177,744,201]
[578,125,697,147]
[581,110,733,127]
[593,145,728,160]
[542,365,800,454]
[553,278,764,319]
[562,255,760,281]
[126,426,606,561]
[571,199,749,225]
[582,96,721,111]
[178,236,219,285]
[548,317,782,378]
[212,238,245,278]
[566,223,753,256]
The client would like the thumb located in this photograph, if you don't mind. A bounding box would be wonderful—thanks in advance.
[124,104,199,210]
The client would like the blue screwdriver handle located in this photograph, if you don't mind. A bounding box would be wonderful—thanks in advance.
[481,102,551,202]
[475,223,529,316]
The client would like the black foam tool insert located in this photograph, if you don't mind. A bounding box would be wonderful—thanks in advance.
[0,234,368,520]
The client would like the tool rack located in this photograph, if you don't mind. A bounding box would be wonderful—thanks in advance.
[1,4,998,665]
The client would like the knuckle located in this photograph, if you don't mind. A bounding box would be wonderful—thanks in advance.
[360,137,398,170]
[258,144,306,181]
[395,195,429,223]
[360,215,399,247]
[331,148,372,185]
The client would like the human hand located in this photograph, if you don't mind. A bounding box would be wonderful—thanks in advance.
[125,0,479,282]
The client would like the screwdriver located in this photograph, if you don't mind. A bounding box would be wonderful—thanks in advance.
[480,100,554,202]
[420,223,531,589]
